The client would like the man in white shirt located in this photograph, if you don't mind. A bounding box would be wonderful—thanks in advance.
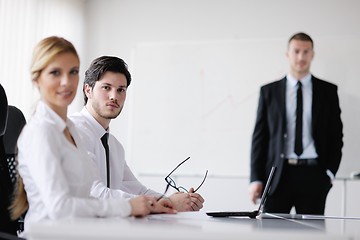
[70,56,204,211]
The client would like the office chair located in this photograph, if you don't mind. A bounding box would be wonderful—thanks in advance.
[4,105,27,233]
[3,105,26,185]
[0,83,17,235]
[0,232,26,240]
[0,84,26,239]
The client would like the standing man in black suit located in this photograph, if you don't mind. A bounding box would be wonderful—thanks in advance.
[248,32,343,214]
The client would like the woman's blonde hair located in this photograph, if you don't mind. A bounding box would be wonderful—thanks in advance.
[9,36,79,220]
[31,36,79,82]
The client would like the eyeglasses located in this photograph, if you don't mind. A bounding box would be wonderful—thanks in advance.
[163,157,208,194]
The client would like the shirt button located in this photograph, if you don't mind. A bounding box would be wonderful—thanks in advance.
[280,153,284,158]
[284,134,287,138]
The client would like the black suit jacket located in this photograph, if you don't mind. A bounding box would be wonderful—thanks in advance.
[250,76,343,194]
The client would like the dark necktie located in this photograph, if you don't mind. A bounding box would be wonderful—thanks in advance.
[101,133,110,187]
[294,81,303,156]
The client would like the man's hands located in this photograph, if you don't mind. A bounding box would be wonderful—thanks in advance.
[248,182,263,204]
[169,188,205,211]
[129,186,205,217]
[129,195,177,217]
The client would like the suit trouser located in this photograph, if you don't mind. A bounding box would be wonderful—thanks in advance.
[264,163,332,214]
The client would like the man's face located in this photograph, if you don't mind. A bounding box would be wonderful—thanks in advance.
[286,39,314,77]
[85,71,127,125]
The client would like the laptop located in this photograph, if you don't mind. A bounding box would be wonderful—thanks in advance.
[206,166,276,219]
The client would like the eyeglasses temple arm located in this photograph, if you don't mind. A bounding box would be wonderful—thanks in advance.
[193,170,208,193]
[165,156,191,178]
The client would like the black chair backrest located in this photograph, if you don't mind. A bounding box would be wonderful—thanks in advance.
[0,84,8,135]
[0,84,18,235]
[3,106,26,184]
[4,106,26,155]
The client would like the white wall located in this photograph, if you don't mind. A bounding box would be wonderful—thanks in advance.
[84,0,360,176]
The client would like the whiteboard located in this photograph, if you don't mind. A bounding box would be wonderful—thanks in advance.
[129,37,360,178]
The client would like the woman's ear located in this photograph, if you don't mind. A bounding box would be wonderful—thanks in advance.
[32,78,39,87]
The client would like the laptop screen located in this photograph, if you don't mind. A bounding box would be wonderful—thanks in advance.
[257,166,277,213]
[206,166,277,218]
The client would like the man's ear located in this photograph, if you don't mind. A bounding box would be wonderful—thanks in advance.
[84,84,92,98]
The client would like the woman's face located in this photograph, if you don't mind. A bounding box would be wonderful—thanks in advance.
[35,52,79,116]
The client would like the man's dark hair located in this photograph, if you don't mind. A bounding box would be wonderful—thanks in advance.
[83,56,132,104]
[288,32,314,49]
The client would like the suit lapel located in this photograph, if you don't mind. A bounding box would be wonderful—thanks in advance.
[312,76,321,129]
[276,77,287,125]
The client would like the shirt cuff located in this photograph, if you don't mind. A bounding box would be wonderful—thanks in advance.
[326,169,335,181]
[250,180,263,186]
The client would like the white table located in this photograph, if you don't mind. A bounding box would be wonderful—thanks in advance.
[26,212,360,240]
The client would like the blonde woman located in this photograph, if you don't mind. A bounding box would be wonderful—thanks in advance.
[11,36,175,235]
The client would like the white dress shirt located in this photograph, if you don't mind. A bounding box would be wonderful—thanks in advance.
[18,101,132,231]
[70,107,160,198]
[285,73,318,159]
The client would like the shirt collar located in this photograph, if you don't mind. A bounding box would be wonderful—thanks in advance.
[286,73,312,88]
[37,100,70,132]
[80,107,108,138]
